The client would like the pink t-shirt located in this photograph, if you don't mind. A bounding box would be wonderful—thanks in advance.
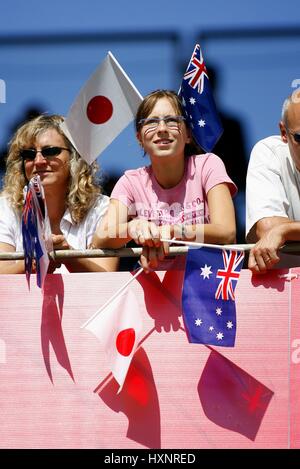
[111,153,237,227]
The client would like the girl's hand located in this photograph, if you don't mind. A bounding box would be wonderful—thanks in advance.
[128,219,161,247]
[139,245,166,273]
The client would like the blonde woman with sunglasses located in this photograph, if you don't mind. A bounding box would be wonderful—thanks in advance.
[0,114,118,274]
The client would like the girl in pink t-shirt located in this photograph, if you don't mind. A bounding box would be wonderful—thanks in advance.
[93,90,237,271]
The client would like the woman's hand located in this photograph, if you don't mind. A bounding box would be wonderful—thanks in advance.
[51,234,70,250]
[47,234,71,272]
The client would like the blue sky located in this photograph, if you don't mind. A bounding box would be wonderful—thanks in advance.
[1,0,299,33]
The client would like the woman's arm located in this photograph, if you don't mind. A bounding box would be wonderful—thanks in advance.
[0,239,119,274]
[0,242,25,274]
[50,234,119,273]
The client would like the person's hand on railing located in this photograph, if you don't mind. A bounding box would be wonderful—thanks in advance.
[48,234,70,272]
[128,220,174,271]
[248,226,283,273]
[128,219,161,247]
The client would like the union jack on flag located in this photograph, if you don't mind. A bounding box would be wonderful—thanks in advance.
[182,246,244,347]
[32,176,45,218]
[215,250,244,301]
[182,44,209,94]
[178,43,223,153]
[22,189,33,226]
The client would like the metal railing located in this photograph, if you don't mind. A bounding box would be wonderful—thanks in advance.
[1,243,300,261]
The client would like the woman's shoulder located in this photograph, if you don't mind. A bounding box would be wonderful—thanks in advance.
[0,193,13,210]
[0,193,20,221]
[82,194,109,227]
[93,193,109,210]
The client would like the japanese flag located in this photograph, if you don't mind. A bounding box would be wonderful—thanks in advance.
[61,51,143,164]
[83,288,143,393]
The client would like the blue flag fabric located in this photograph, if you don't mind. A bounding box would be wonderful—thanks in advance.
[178,44,223,153]
[182,247,244,347]
[22,176,51,289]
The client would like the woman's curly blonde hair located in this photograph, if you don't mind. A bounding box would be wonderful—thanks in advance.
[2,114,102,224]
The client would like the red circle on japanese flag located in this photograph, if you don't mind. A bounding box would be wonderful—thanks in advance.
[116,328,135,356]
[86,95,113,124]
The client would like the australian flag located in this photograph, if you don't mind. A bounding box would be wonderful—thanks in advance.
[22,176,51,289]
[178,44,223,153]
[182,246,244,347]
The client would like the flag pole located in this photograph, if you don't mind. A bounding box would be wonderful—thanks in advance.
[108,51,143,100]
[161,238,252,252]
[81,266,144,329]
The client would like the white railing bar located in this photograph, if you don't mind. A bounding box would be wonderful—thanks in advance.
[0,242,300,260]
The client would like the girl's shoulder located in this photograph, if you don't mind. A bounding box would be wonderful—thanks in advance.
[193,152,223,164]
[188,153,224,174]
[123,165,150,178]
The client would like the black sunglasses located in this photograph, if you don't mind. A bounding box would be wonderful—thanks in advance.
[20,146,70,161]
[287,129,300,144]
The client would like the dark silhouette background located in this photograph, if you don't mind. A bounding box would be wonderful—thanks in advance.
[176,59,248,243]
[207,65,248,243]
